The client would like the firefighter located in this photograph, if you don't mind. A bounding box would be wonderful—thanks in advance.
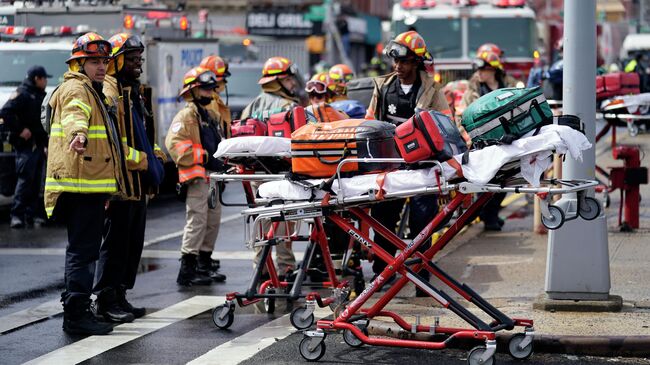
[241,57,302,278]
[305,72,336,105]
[199,55,232,139]
[45,32,126,335]
[366,31,452,297]
[240,56,301,122]
[93,33,166,323]
[458,49,519,231]
[165,67,226,286]
[0,65,50,229]
[195,54,232,278]
[328,63,354,102]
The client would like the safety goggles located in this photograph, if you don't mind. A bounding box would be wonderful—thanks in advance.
[385,41,413,60]
[473,58,498,71]
[73,40,111,57]
[305,80,327,94]
[198,70,218,84]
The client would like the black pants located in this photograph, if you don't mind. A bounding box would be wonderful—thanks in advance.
[370,195,438,275]
[479,192,506,226]
[94,198,147,292]
[58,193,107,306]
[11,145,44,220]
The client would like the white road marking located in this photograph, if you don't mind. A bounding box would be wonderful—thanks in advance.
[0,299,61,334]
[143,213,241,247]
[23,295,223,365]
[188,307,330,365]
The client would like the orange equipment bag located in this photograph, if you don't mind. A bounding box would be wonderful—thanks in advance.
[291,119,400,178]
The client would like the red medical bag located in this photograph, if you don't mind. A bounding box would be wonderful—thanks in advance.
[231,118,267,137]
[267,106,307,138]
[596,72,640,99]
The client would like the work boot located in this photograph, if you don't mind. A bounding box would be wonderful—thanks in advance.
[95,288,135,323]
[117,287,146,319]
[177,254,213,286]
[197,251,226,282]
[10,216,24,229]
[63,297,113,335]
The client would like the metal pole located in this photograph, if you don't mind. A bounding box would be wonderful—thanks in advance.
[545,0,611,301]
[325,0,335,66]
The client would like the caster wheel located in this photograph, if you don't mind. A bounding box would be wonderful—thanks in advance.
[541,205,565,230]
[467,346,495,365]
[208,186,217,209]
[508,333,533,360]
[342,327,365,347]
[212,304,234,329]
[579,197,601,221]
[264,288,276,314]
[299,336,326,362]
[290,306,315,330]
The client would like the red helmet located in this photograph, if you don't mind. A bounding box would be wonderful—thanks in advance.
[474,50,503,71]
[328,64,354,84]
[476,43,503,57]
[305,72,335,94]
[385,31,428,60]
[67,32,111,64]
[199,55,230,81]
[258,56,297,85]
[179,66,217,97]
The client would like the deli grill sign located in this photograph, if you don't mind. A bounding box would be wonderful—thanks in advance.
[247,11,314,36]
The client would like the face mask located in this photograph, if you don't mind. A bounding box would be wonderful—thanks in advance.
[197,96,212,106]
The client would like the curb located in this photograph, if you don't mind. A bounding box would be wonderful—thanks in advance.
[505,333,650,358]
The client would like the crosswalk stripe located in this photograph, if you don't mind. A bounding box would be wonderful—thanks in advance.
[189,307,331,365]
[143,212,241,247]
[0,299,61,334]
[23,295,223,365]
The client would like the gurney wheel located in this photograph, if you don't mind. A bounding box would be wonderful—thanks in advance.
[290,306,315,330]
[208,185,217,209]
[343,327,365,348]
[579,197,601,221]
[264,288,276,314]
[508,333,533,360]
[467,346,495,365]
[299,335,326,362]
[212,304,234,329]
[541,205,564,230]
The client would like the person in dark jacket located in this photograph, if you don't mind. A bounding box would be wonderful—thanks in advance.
[0,65,50,228]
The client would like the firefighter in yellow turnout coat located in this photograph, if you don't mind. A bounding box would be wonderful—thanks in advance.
[44,33,126,335]
[166,67,227,285]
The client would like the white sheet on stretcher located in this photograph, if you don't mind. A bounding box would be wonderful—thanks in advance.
[255,125,591,200]
[601,93,650,114]
[214,136,291,157]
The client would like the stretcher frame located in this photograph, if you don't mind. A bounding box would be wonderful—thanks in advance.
[213,156,599,364]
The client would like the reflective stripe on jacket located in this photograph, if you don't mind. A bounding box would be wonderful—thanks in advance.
[165,103,208,183]
[44,71,125,217]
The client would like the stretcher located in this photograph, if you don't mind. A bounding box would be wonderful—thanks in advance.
[209,138,359,330]
[208,125,598,364]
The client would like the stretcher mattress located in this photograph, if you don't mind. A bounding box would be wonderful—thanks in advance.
[216,125,590,200]
[600,93,650,114]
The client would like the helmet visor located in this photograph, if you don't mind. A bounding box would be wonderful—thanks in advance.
[385,41,412,60]
[305,80,327,94]
[75,40,111,57]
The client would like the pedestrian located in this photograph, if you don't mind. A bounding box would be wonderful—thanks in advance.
[44,32,127,335]
[241,56,302,279]
[165,66,226,286]
[366,31,452,297]
[93,33,166,323]
[458,46,520,231]
[0,65,50,229]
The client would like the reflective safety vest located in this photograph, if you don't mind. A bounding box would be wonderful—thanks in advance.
[165,103,209,183]
[44,71,125,217]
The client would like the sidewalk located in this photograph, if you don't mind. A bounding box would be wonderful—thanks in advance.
[374,127,650,358]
